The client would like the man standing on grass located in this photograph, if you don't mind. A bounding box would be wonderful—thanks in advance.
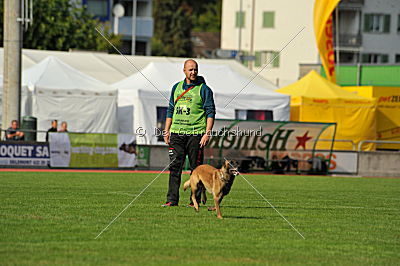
[162,59,215,207]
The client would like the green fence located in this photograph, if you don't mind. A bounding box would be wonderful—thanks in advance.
[321,65,400,86]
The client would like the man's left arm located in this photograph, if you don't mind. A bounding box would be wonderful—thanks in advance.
[200,85,216,148]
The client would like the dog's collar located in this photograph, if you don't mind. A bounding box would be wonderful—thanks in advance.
[219,171,228,182]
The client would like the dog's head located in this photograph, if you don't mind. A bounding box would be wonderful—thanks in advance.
[222,159,239,177]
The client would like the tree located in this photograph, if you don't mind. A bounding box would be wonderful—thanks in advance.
[152,0,193,57]
[151,0,222,57]
[0,0,121,52]
[191,0,222,33]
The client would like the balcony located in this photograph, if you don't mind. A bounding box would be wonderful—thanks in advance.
[337,33,362,48]
[338,0,364,9]
[118,16,154,38]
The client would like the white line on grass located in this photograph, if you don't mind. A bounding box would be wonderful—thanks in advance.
[94,159,175,239]
[225,158,306,239]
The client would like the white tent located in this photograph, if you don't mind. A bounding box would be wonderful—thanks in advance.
[22,56,118,137]
[0,48,286,88]
[0,75,33,127]
[114,62,290,144]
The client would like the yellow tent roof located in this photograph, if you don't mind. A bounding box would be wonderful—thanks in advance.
[276,70,369,100]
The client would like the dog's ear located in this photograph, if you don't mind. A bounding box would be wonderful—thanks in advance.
[224,159,230,168]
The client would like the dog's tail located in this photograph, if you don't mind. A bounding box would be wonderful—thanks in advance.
[183,180,190,191]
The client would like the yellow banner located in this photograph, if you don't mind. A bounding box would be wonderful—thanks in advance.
[314,0,340,83]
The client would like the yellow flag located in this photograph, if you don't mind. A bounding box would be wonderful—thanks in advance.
[314,0,340,83]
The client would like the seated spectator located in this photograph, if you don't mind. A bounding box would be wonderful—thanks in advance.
[5,120,24,141]
[270,155,284,174]
[59,121,68,132]
[281,155,299,172]
[46,120,58,142]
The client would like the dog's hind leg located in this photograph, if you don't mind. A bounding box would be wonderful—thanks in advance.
[201,189,207,205]
[190,179,200,212]
[191,189,199,212]
[200,183,207,205]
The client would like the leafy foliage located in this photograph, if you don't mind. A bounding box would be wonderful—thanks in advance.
[191,0,222,33]
[152,0,221,57]
[0,0,121,52]
[152,0,193,57]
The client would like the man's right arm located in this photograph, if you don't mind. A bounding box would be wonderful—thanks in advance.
[166,83,177,119]
[164,84,178,145]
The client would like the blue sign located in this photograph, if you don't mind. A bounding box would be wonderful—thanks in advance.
[0,142,50,166]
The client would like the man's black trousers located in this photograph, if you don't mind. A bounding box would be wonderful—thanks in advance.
[167,133,204,205]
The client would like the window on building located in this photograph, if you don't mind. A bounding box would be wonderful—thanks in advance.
[156,107,168,142]
[262,11,275,28]
[364,14,391,33]
[235,110,273,121]
[121,1,149,17]
[361,53,389,63]
[398,15,400,33]
[255,51,280,68]
[395,54,400,63]
[235,11,245,28]
[86,0,108,18]
[121,1,133,16]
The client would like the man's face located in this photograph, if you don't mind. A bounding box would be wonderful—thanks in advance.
[12,121,18,129]
[183,60,198,83]
[52,121,58,128]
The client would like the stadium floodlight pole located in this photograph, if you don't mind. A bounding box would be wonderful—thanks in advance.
[224,158,306,239]
[2,0,22,135]
[224,26,305,109]
[94,158,175,239]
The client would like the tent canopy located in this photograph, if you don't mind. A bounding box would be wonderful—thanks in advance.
[343,85,400,149]
[23,56,115,94]
[0,48,283,87]
[114,62,290,142]
[23,56,118,137]
[277,70,374,102]
[277,70,377,150]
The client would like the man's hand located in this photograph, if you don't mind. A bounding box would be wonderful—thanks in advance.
[199,133,210,148]
[163,131,170,145]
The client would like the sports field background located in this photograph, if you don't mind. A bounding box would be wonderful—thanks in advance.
[1,171,399,265]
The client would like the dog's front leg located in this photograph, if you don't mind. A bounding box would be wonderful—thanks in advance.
[214,193,223,219]
[208,196,223,212]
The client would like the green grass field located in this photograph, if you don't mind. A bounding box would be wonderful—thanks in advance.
[0,171,399,265]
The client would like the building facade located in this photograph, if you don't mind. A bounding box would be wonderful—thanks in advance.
[221,0,400,87]
[82,0,153,55]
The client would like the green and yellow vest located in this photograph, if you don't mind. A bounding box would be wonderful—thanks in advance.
[170,80,206,134]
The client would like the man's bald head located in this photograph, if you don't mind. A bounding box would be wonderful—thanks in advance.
[184,59,198,69]
[183,59,198,83]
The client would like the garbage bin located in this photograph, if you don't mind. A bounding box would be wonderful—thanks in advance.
[21,116,37,141]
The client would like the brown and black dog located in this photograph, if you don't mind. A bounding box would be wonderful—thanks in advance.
[183,160,239,219]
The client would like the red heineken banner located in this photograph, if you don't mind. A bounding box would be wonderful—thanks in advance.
[205,120,337,173]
